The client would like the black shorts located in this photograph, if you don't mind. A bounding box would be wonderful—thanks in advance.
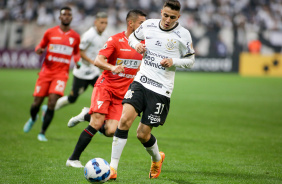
[71,75,99,96]
[123,81,170,127]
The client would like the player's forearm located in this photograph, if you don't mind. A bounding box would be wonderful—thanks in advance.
[80,50,95,65]
[94,55,113,71]
[128,33,141,50]
[172,54,195,69]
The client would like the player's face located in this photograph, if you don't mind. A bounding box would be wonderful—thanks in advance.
[59,9,72,26]
[160,7,180,30]
[95,18,108,34]
[132,16,146,31]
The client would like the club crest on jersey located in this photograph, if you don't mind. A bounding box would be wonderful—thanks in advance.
[124,89,134,99]
[102,43,107,49]
[166,39,176,50]
[69,37,74,45]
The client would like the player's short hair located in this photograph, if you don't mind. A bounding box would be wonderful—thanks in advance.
[60,6,72,14]
[163,0,181,11]
[126,9,147,22]
[96,12,108,19]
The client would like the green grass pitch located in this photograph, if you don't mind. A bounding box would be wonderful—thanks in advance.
[0,69,281,184]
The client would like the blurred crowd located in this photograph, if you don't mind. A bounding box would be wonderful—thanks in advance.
[1,0,281,30]
[0,0,281,56]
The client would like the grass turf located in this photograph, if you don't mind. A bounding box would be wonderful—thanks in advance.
[0,69,281,184]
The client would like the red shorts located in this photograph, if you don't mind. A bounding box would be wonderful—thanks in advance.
[33,74,68,97]
[89,86,123,121]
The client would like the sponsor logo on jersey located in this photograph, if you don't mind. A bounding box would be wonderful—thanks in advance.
[48,55,70,64]
[173,31,181,38]
[97,101,103,109]
[49,44,73,55]
[51,37,62,40]
[166,39,176,50]
[69,37,74,45]
[148,114,161,124]
[147,23,157,28]
[116,73,136,78]
[120,49,131,51]
[124,89,134,99]
[144,59,165,70]
[155,41,162,46]
[140,75,163,88]
[146,36,153,39]
[116,58,141,69]
[146,49,168,59]
[119,38,125,42]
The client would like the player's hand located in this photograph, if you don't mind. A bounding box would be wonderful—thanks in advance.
[111,65,125,74]
[75,61,81,69]
[35,48,45,55]
[135,43,146,54]
[160,58,173,68]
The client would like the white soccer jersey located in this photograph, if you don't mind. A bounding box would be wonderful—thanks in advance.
[129,19,195,98]
[73,27,108,80]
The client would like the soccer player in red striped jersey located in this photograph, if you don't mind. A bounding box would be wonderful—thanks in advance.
[66,9,146,168]
[23,6,81,142]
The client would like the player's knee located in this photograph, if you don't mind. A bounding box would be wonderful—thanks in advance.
[68,95,78,103]
[136,131,147,142]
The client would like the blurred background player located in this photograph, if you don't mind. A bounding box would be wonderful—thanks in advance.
[66,9,146,168]
[109,0,195,180]
[53,12,108,111]
[23,6,81,142]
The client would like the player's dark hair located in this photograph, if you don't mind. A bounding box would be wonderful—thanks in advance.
[60,6,72,14]
[96,12,108,19]
[163,0,181,11]
[126,9,147,22]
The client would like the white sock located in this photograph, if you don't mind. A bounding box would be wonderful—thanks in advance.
[110,136,127,170]
[55,96,70,110]
[145,140,161,162]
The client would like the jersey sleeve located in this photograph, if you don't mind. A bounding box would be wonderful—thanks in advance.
[180,30,195,58]
[98,36,116,59]
[79,29,92,50]
[133,20,147,41]
[73,35,81,62]
[35,29,49,51]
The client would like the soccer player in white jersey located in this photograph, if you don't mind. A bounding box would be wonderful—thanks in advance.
[109,0,195,179]
[53,12,108,111]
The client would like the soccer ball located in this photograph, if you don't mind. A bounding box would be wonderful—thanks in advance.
[84,158,111,183]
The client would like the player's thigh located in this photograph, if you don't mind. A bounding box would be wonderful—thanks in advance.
[141,89,170,127]
[71,76,88,96]
[117,103,139,130]
[49,78,68,96]
[105,98,123,121]
[33,76,51,97]
[123,81,146,115]
[89,86,111,115]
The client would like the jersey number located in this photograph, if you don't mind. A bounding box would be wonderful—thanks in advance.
[55,80,65,92]
[154,103,165,114]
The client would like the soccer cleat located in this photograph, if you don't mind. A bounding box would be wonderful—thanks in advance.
[149,151,165,179]
[109,166,117,180]
[41,105,48,122]
[67,107,90,128]
[37,133,48,142]
[23,115,38,133]
[66,159,84,168]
